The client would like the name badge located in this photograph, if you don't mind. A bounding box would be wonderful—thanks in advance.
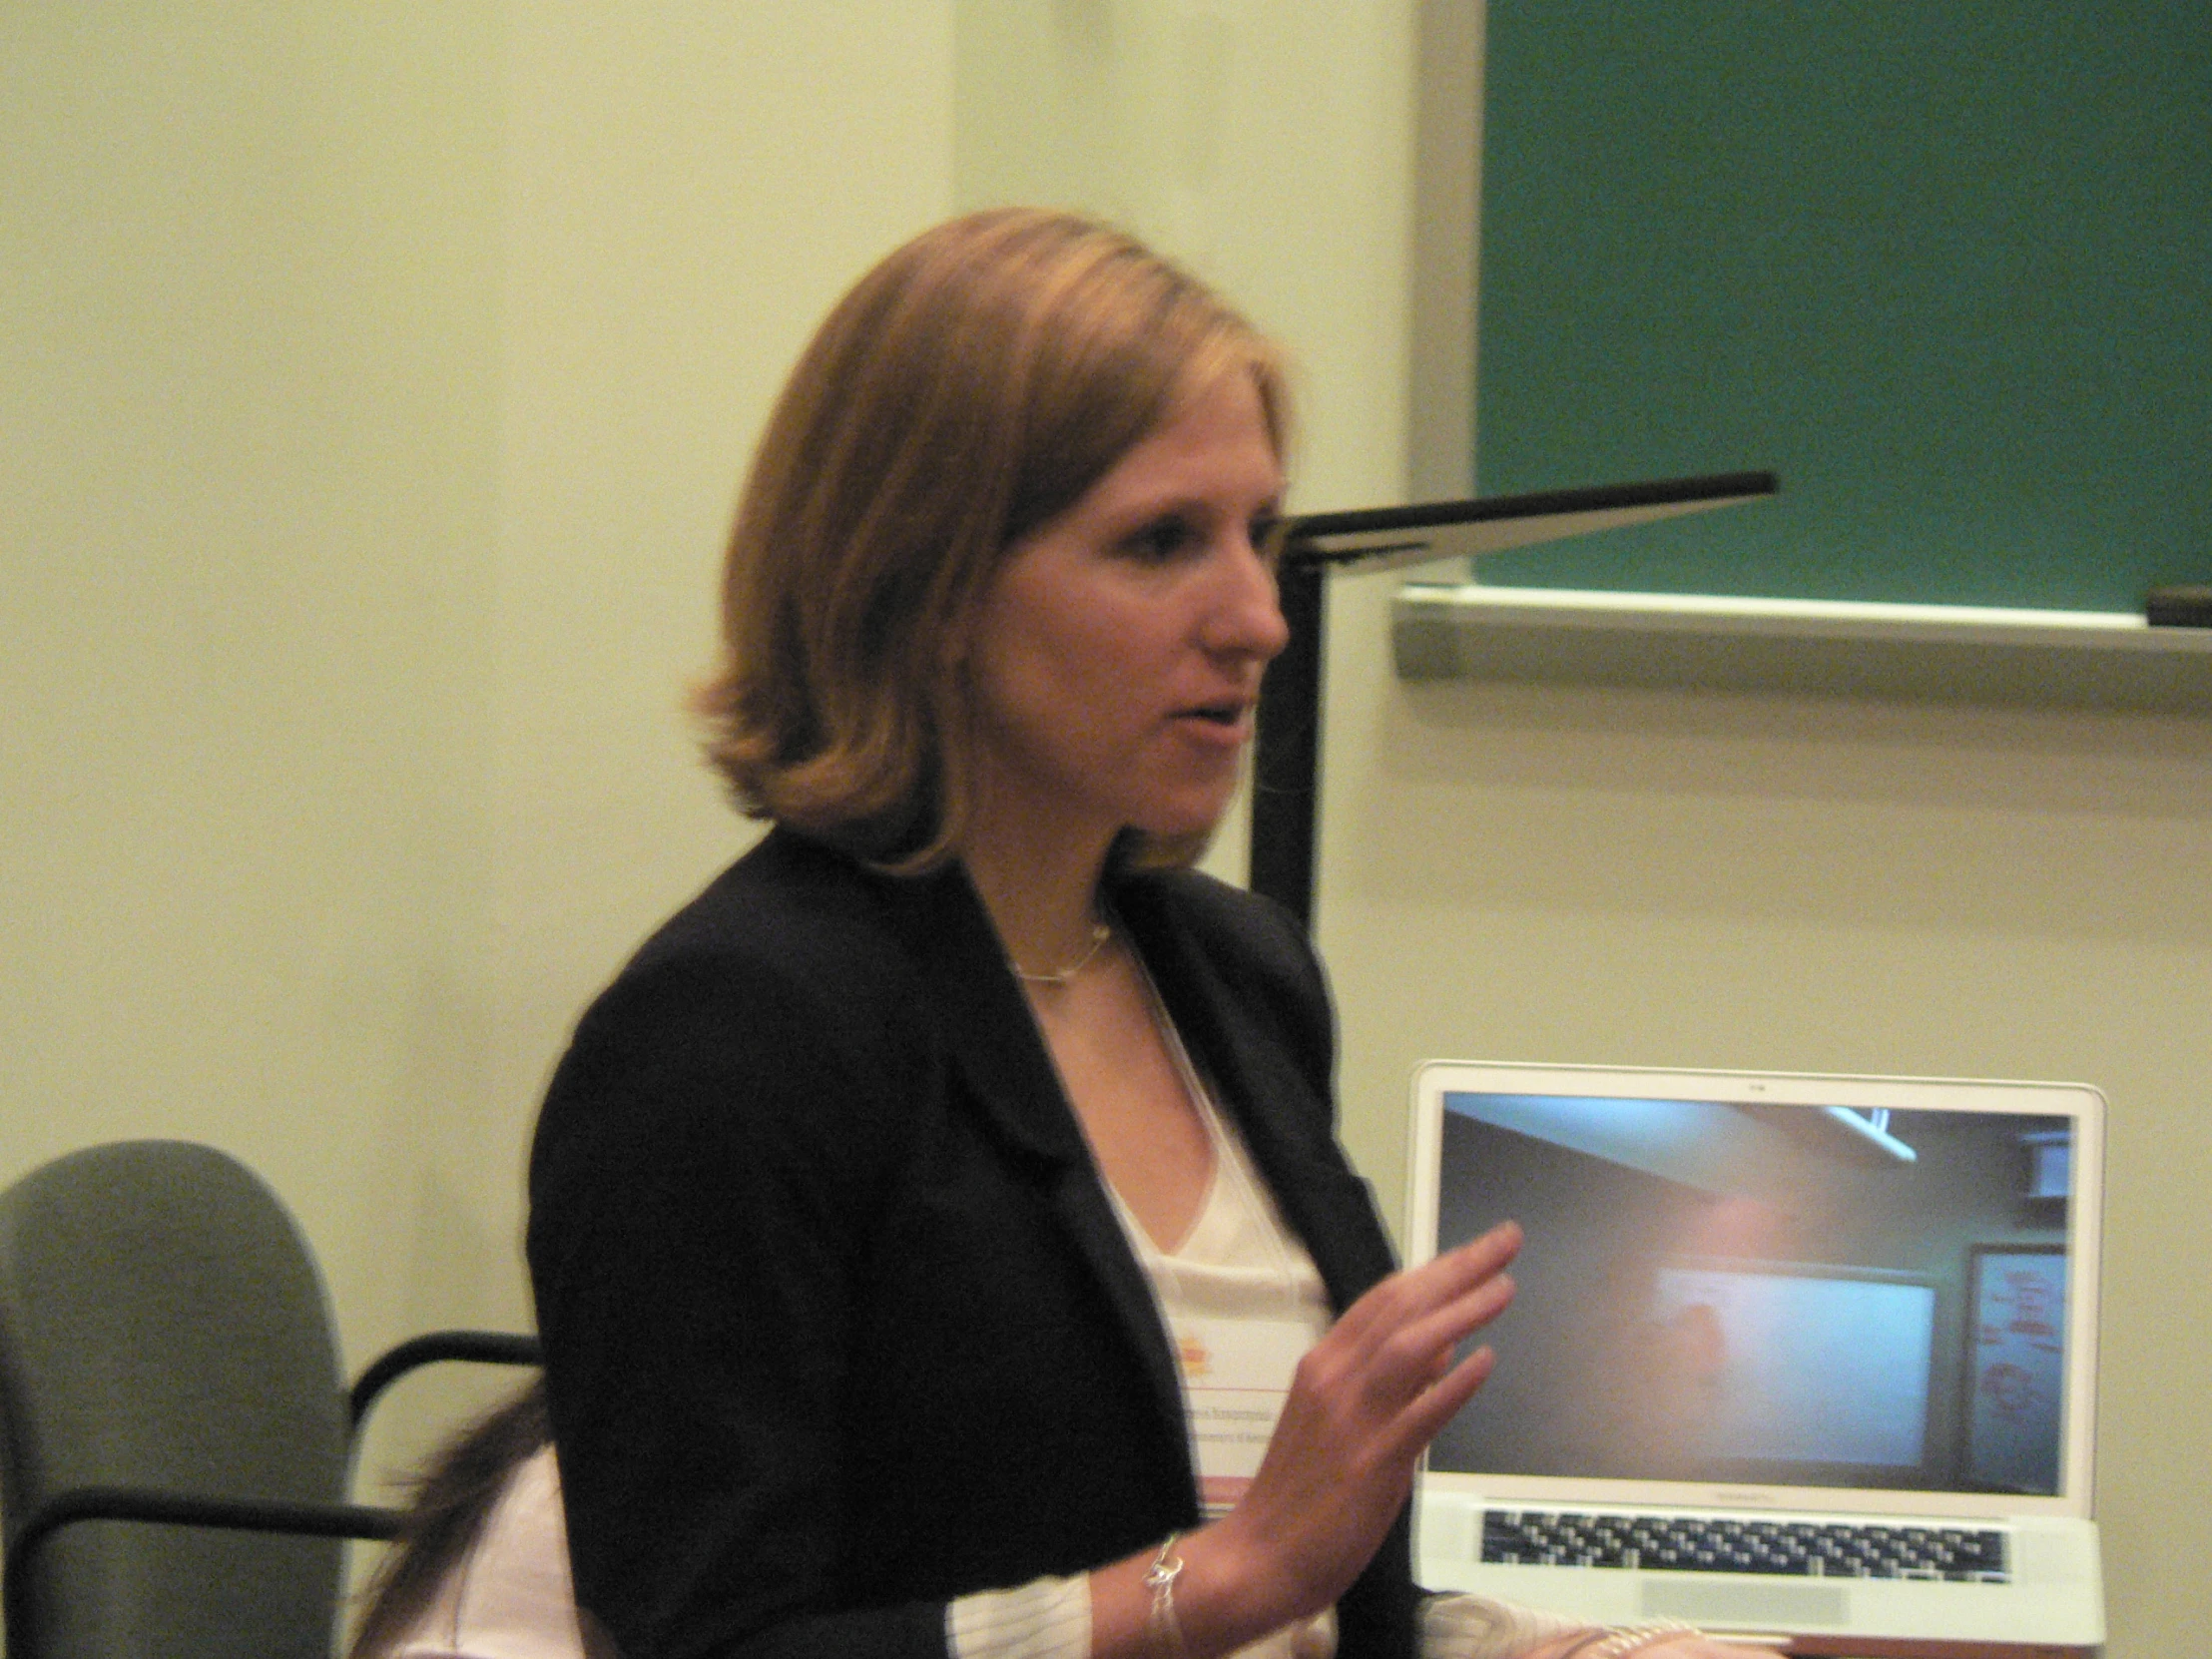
[1174,1315,1315,1517]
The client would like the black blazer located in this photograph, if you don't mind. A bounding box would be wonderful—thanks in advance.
[527,828,1415,1659]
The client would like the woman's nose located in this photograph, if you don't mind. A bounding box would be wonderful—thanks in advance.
[1205,537,1292,662]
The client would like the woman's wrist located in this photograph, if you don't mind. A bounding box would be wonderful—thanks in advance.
[1088,1518,1303,1659]
[1142,1535,1189,1659]
[1152,1517,1299,1659]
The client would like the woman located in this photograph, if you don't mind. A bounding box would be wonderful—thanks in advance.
[525,209,1725,1659]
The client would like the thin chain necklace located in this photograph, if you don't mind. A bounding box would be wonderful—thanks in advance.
[1010,919,1113,989]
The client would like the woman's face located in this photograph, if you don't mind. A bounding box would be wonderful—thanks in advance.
[965,371,1290,858]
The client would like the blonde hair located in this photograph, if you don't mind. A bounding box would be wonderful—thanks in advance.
[693,208,1289,870]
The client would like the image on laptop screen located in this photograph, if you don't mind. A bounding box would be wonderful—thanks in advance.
[1426,1087,2078,1498]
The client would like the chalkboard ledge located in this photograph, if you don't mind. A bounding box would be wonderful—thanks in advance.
[1392,583,2212,716]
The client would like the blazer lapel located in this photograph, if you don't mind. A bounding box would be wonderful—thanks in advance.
[1113,877,1400,1319]
[893,864,1197,1496]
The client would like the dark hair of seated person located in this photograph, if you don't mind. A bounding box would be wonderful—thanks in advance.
[346,1378,553,1659]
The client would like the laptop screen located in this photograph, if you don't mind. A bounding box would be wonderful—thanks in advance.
[1407,1065,2102,1516]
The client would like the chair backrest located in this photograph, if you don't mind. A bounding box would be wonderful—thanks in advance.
[0,1140,352,1659]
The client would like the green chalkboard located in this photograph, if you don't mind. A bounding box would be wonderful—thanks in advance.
[1471,2,2212,613]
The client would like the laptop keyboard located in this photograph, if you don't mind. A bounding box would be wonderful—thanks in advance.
[1480,1509,2009,1582]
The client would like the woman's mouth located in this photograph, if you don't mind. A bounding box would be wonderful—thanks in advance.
[1172,701,1254,743]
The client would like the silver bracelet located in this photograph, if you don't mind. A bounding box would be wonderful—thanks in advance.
[1579,1619,1704,1659]
[1143,1533,1188,1659]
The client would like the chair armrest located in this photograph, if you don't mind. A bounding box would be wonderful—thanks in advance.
[347,1330,542,1434]
[4,1485,405,1655]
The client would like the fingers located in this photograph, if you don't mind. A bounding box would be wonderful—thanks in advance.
[1401,1260,1516,1357]
[1201,1222,1529,1630]
[1414,1219,1524,1300]
[1374,1342,1496,1463]
[1335,1220,1522,1342]
[1283,1221,1521,1470]
[1253,1221,1526,1484]
[1328,1220,1521,1375]
[1207,1227,1528,1628]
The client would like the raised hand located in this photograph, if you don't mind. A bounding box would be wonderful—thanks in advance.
[1166,1220,1524,1652]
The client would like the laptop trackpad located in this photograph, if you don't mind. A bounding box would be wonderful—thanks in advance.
[1642,1580,1849,1629]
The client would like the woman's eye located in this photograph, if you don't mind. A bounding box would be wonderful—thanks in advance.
[1121,516,1200,563]
[1249,513,1282,562]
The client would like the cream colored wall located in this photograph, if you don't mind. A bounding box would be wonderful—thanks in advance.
[3,0,956,1497]
[390,0,958,1476]
[2,0,508,1456]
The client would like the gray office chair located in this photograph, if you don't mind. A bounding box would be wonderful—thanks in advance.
[0,1139,539,1659]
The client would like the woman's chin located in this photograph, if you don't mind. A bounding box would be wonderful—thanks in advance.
[1126,792,1238,849]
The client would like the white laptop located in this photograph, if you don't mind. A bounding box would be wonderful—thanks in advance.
[1405,1061,2105,1650]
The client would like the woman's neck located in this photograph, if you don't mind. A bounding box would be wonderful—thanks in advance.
[960,819,1119,984]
